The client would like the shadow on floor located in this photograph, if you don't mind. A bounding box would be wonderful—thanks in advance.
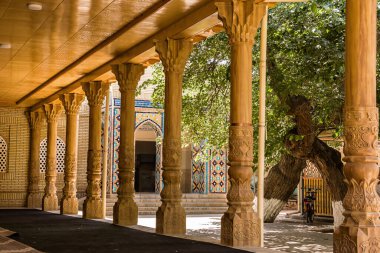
[0,209,250,253]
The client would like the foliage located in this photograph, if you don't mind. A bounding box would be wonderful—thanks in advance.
[139,0,380,167]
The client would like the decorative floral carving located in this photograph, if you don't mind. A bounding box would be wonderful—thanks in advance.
[43,104,63,123]
[46,158,57,173]
[155,38,193,74]
[62,154,77,198]
[82,81,109,106]
[221,218,233,242]
[86,150,102,198]
[111,63,145,92]
[360,237,380,253]
[65,154,76,173]
[28,111,44,129]
[227,178,254,203]
[343,178,380,212]
[233,220,260,241]
[343,107,378,156]
[333,233,356,253]
[162,138,181,167]
[90,150,102,173]
[215,0,265,44]
[60,93,85,115]
[228,125,253,162]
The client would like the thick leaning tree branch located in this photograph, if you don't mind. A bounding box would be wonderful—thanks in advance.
[264,94,347,223]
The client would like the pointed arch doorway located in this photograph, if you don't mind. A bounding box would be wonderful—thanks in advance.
[134,120,162,193]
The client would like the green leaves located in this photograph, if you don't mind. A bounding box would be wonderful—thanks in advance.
[141,0,380,168]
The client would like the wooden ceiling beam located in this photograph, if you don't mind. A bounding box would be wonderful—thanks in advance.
[17,0,172,106]
[29,1,218,112]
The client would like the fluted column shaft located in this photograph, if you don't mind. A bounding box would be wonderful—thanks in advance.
[112,63,145,226]
[27,110,44,208]
[155,38,193,235]
[82,81,109,219]
[42,104,63,211]
[334,0,380,252]
[216,0,266,247]
[60,93,85,214]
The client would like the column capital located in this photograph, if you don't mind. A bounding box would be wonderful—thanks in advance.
[111,63,145,93]
[59,93,85,115]
[155,38,193,74]
[28,109,45,129]
[82,81,109,106]
[43,104,63,123]
[215,0,266,44]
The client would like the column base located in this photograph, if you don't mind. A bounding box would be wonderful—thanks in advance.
[42,194,58,211]
[83,198,103,219]
[156,202,186,235]
[221,209,260,247]
[60,197,78,214]
[113,199,138,226]
[27,193,42,208]
[334,213,380,252]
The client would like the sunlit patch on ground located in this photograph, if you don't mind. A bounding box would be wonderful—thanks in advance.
[136,212,333,253]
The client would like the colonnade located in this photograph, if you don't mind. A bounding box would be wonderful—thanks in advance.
[24,0,378,251]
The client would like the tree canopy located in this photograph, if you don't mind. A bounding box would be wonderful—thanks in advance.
[139,0,380,167]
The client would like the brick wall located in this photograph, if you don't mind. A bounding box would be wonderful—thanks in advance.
[0,106,90,207]
[0,107,29,207]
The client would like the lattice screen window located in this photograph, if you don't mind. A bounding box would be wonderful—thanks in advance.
[0,136,7,173]
[39,138,66,173]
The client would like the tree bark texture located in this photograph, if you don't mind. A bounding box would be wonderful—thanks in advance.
[264,95,347,226]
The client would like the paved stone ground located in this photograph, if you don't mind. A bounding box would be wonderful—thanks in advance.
[134,212,334,253]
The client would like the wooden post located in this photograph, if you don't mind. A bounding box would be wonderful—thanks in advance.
[334,0,380,251]
[215,0,266,247]
[258,5,268,248]
[112,63,145,226]
[82,81,109,219]
[155,38,193,235]
[59,93,84,214]
[102,88,110,218]
[27,110,44,208]
[42,103,63,211]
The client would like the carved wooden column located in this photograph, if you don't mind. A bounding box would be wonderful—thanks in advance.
[27,110,44,208]
[155,38,193,235]
[111,63,145,226]
[334,0,380,252]
[59,93,85,214]
[42,103,63,211]
[215,0,265,247]
[82,81,109,219]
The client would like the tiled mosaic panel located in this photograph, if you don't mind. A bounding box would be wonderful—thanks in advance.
[111,108,163,193]
[303,160,322,178]
[155,143,162,193]
[209,149,227,193]
[101,108,113,194]
[112,108,121,193]
[135,112,163,131]
[191,145,209,194]
[0,136,7,173]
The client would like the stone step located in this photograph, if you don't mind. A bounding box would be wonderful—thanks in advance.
[106,202,227,208]
[105,193,228,216]
[106,208,227,216]
[107,194,226,200]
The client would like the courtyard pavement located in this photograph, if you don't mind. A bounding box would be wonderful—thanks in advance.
[129,212,334,253]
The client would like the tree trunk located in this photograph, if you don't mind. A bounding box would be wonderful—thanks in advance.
[264,95,347,227]
[264,154,306,223]
[308,139,346,229]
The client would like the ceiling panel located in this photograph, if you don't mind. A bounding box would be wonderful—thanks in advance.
[0,0,218,107]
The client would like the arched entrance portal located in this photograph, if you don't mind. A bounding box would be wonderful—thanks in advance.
[134,120,162,193]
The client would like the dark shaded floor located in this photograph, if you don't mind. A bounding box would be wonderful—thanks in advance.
[0,209,249,253]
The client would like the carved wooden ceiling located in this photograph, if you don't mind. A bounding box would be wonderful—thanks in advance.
[0,0,221,108]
